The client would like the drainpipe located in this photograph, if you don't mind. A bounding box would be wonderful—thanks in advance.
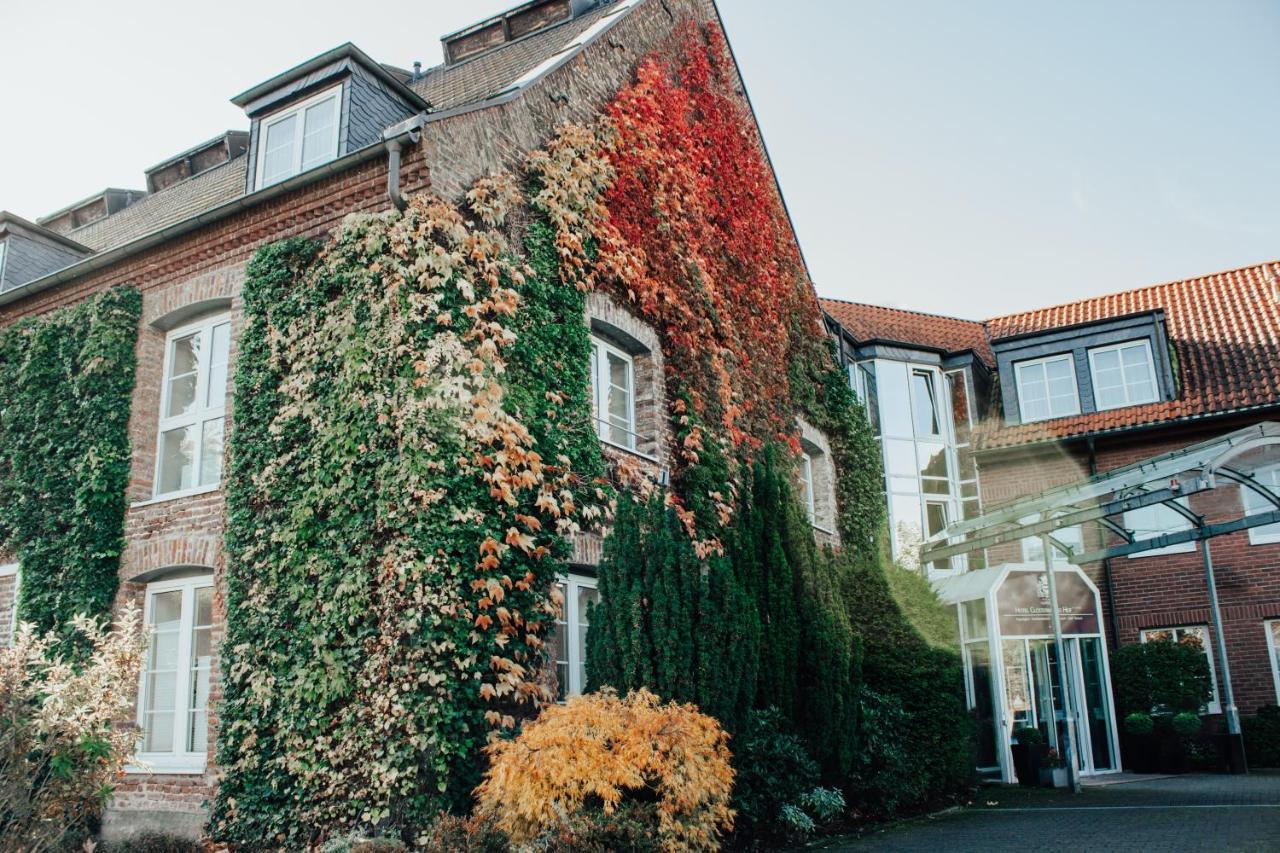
[383,113,428,211]
[1086,436,1120,645]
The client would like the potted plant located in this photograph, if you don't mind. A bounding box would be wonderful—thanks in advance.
[1122,711,1158,773]
[1039,748,1069,788]
[1009,725,1045,787]
[1158,711,1201,774]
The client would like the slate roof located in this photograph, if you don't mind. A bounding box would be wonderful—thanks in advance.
[821,298,994,367]
[60,155,248,253]
[823,261,1280,449]
[410,2,618,111]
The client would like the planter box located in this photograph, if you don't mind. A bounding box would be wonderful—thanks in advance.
[1157,735,1188,774]
[1010,742,1044,787]
[1122,732,1158,773]
[1039,767,1069,788]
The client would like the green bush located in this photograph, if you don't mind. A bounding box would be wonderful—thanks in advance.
[1124,712,1155,736]
[730,708,820,842]
[98,832,203,853]
[1110,640,1213,716]
[414,814,508,853]
[1243,705,1280,767]
[1171,711,1202,737]
[538,804,661,853]
[1012,725,1044,745]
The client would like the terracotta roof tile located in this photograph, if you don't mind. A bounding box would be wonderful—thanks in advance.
[822,261,1280,449]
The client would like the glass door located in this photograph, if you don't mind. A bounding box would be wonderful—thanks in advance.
[1076,637,1116,771]
[1020,637,1114,774]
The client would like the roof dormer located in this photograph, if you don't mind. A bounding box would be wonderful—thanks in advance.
[0,212,92,293]
[231,43,430,193]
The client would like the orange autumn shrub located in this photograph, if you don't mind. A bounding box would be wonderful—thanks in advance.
[475,688,735,851]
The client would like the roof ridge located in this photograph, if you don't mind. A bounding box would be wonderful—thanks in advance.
[985,259,1280,325]
[819,295,981,325]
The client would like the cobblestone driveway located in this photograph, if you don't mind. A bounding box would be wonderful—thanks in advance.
[823,773,1280,852]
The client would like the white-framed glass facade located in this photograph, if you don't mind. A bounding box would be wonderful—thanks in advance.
[1088,340,1159,411]
[589,335,637,451]
[547,573,598,701]
[155,314,231,498]
[136,575,214,773]
[1139,625,1221,714]
[1014,353,1080,423]
[853,358,967,574]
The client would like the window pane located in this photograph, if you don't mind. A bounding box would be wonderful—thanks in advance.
[575,585,598,694]
[166,332,201,417]
[300,96,338,171]
[925,501,948,537]
[261,113,298,184]
[206,322,230,409]
[144,709,175,753]
[200,417,224,487]
[605,351,633,447]
[947,371,970,433]
[188,587,213,753]
[549,582,568,702]
[911,371,941,436]
[876,360,912,436]
[858,363,880,434]
[144,589,182,753]
[159,426,197,493]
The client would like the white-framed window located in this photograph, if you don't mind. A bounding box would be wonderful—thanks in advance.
[799,452,817,525]
[1243,466,1280,545]
[1014,353,1080,423]
[1088,340,1159,411]
[589,335,637,451]
[0,563,18,647]
[1265,620,1280,703]
[155,314,230,498]
[1021,524,1083,565]
[254,84,342,189]
[136,575,214,773]
[1139,625,1221,714]
[1124,497,1196,557]
[911,368,942,436]
[548,574,598,701]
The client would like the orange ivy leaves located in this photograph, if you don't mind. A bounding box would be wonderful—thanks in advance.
[475,688,735,852]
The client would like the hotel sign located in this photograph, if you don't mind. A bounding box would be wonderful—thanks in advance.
[997,570,1099,636]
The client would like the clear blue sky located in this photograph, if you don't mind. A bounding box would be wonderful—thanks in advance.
[3,0,1275,318]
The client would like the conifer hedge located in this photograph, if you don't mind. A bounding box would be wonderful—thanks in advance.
[0,287,140,649]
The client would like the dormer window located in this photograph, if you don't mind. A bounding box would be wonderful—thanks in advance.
[1088,340,1158,411]
[1014,353,1079,423]
[255,85,342,189]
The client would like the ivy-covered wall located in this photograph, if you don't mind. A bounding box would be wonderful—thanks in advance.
[0,287,140,649]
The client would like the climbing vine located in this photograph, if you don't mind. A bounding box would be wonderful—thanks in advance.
[0,287,139,651]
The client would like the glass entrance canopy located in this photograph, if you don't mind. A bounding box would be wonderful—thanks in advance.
[936,563,1120,782]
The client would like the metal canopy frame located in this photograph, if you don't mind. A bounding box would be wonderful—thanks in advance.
[920,420,1280,770]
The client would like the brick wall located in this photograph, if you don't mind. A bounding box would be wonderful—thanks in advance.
[976,415,1280,716]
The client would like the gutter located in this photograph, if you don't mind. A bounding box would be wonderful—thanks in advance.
[0,117,428,310]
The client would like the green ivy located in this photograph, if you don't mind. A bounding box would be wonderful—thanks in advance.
[0,287,140,650]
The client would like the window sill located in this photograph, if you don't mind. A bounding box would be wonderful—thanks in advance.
[131,483,221,509]
[598,438,660,465]
[125,756,207,776]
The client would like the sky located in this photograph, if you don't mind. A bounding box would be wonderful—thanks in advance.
[3,0,1276,318]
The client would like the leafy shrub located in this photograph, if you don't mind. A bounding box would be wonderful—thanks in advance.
[1110,640,1213,716]
[99,832,204,853]
[413,814,508,853]
[475,689,734,851]
[1243,705,1280,768]
[1124,712,1155,735]
[539,803,662,852]
[320,836,407,853]
[1012,725,1044,744]
[1171,711,1202,737]
[847,687,923,818]
[0,605,147,852]
[730,708,819,841]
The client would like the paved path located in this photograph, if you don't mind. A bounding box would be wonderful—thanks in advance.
[821,773,1280,852]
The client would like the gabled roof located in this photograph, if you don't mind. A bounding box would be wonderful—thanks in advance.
[410,2,620,112]
[823,261,1280,449]
[231,42,430,112]
[821,298,994,367]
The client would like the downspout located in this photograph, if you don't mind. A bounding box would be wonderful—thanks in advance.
[1086,435,1120,645]
[383,113,428,211]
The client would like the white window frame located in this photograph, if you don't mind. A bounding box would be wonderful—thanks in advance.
[910,368,942,437]
[0,563,18,646]
[133,574,214,774]
[553,573,597,701]
[1243,466,1280,546]
[154,313,231,499]
[1124,497,1196,558]
[1265,620,1280,703]
[1014,353,1080,423]
[1139,625,1221,714]
[1087,339,1160,411]
[589,334,638,452]
[253,84,343,190]
[799,452,817,526]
